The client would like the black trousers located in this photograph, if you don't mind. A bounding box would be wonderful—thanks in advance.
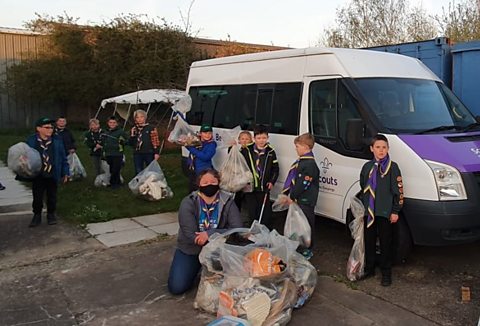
[298,204,315,249]
[32,177,57,214]
[106,156,123,186]
[245,191,272,228]
[364,216,393,276]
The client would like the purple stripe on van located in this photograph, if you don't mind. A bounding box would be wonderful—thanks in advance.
[398,134,480,173]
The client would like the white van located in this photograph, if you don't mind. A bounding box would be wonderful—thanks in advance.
[183,47,480,260]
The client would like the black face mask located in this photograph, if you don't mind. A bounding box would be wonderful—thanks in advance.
[199,184,219,197]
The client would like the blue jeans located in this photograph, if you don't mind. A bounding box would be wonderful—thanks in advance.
[133,153,155,175]
[168,249,202,295]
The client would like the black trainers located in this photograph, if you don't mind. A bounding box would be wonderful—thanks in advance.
[29,214,42,227]
[381,274,392,287]
[47,214,57,225]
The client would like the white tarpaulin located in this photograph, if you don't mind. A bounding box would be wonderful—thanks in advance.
[100,89,187,108]
[99,89,189,121]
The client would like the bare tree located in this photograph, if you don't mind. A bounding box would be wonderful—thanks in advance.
[436,0,480,42]
[321,0,438,48]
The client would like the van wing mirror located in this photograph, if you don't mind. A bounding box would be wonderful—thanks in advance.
[346,119,364,151]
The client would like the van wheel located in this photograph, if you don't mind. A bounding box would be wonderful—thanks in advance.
[392,214,413,264]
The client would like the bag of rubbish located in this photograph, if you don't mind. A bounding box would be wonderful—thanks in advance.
[195,222,317,326]
[128,160,173,200]
[346,196,366,281]
[272,194,290,212]
[94,160,123,187]
[284,203,311,248]
[167,116,201,146]
[207,315,251,326]
[7,142,42,178]
[172,95,192,115]
[67,153,87,180]
[216,126,242,150]
[219,144,253,193]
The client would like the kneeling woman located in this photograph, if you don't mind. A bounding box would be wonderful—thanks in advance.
[168,169,242,295]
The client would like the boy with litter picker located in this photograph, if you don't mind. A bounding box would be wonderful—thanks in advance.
[241,124,279,228]
[101,116,128,190]
[183,124,217,192]
[360,134,403,287]
[281,133,320,260]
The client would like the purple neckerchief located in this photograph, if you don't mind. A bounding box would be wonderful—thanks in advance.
[253,144,267,176]
[282,151,314,194]
[364,154,392,228]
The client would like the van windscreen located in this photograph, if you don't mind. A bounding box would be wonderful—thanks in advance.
[354,78,477,134]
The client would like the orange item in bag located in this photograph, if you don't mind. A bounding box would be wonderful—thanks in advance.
[244,248,284,277]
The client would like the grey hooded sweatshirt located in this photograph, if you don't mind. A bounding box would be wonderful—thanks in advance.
[177,190,242,255]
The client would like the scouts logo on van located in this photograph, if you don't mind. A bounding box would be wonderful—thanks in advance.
[319,157,333,174]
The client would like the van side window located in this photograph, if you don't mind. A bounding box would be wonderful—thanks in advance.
[309,80,337,138]
[188,83,301,135]
[338,83,363,150]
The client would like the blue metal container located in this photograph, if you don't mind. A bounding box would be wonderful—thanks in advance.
[452,41,480,116]
[367,37,453,87]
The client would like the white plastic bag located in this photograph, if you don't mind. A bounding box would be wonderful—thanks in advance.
[172,95,192,115]
[94,160,124,187]
[216,126,242,150]
[284,203,311,248]
[128,160,173,200]
[167,116,201,146]
[272,194,290,212]
[67,153,87,180]
[7,142,42,178]
[346,196,366,281]
[219,144,253,193]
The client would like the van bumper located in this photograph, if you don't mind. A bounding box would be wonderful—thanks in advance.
[403,173,480,246]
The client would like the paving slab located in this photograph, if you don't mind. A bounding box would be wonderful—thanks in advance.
[95,227,158,247]
[132,212,177,227]
[0,165,32,213]
[149,222,179,235]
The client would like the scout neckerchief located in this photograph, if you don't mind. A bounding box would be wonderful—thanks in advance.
[282,151,315,194]
[253,144,267,178]
[37,135,53,173]
[198,193,220,231]
[363,154,392,228]
[134,123,149,151]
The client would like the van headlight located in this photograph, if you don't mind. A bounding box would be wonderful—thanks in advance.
[425,160,467,200]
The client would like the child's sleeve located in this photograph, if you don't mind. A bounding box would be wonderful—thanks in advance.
[290,161,318,200]
[391,163,404,214]
[270,150,279,184]
[150,127,161,154]
[188,142,217,160]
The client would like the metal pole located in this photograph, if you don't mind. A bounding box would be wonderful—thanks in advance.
[123,104,132,129]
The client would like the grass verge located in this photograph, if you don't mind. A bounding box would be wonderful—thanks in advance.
[0,129,188,224]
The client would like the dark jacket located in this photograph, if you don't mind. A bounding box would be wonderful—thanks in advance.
[241,143,279,192]
[177,190,242,255]
[186,140,217,175]
[129,124,160,154]
[101,127,128,157]
[55,128,76,152]
[83,129,103,156]
[359,160,403,218]
[289,157,320,207]
[26,134,69,183]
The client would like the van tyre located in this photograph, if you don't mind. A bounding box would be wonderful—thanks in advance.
[392,214,413,265]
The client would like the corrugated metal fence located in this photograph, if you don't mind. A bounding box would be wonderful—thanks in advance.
[0,29,60,129]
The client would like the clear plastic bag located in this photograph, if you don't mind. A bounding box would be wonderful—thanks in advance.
[219,144,253,193]
[272,194,290,212]
[167,116,201,146]
[196,222,316,325]
[284,203,311,248]
[94,160,123,187]
[7,142,42,178]
[67,153,87,180]
[216,126,242,150]
[128,160,173,200]
[172,95,192,115]
[346,196,366,281]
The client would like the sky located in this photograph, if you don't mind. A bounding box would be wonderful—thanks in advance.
[1,0,454,48]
